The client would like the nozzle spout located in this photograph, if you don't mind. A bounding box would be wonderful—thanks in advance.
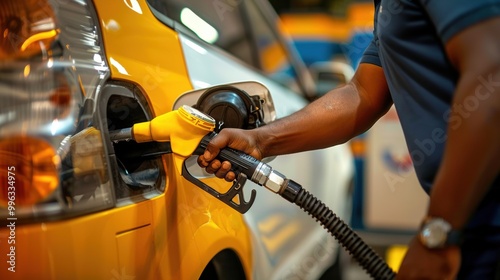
[107,106,215,157]
[109,127,133,142]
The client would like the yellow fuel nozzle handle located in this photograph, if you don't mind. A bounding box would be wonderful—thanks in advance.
[108,105,271,214]
[132,105,216,157]
[108,105,259,213]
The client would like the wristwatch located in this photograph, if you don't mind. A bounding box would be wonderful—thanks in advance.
[418,217,463,249]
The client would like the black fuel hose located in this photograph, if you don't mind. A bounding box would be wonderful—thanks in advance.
[194,133,397,279]
[109,126,398,279]
[281,180,397,280]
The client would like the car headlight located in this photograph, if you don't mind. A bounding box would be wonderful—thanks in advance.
[0,0,112,222]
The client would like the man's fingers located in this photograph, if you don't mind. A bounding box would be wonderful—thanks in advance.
[205,160,221,174]
[197,144,220,167]
[215,161,232,180]
[203,131,231,161]
[206,160,233,180]
[203,144,219,162]
[197,129,239,180]
[224,172,236,182]
[197,155,208,167]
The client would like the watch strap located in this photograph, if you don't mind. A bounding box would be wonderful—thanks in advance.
[446,228,464,246]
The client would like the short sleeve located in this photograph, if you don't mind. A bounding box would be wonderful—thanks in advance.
[360,38,381,67]
[420,0,500,43]
[360,0,382,67]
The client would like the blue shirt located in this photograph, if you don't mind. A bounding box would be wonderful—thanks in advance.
[361,0,500,228]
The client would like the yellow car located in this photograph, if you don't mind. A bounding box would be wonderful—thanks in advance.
[0,0,354,279]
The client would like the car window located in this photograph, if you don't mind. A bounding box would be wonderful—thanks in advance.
[242,0,300,92]
[148,0,302,94]
[153,0,256,68]
[270,0,371,17]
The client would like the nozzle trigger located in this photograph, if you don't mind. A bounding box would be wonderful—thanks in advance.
[181,161,256,214]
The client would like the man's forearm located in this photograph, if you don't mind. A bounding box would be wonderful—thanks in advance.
[259,63,391,157]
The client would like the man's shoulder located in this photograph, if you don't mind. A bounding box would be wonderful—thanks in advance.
[417,0,500,42]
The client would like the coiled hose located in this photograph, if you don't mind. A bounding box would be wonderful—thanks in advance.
[281,180,397,280]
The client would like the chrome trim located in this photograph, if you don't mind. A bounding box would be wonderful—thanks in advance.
[251,162,271,186]
[55,0,109,99]
[0,0,110,136]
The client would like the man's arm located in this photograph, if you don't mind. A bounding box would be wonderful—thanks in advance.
[397,15,500,280]
[199,63,391,180]
[259,62,392,157]
[427,17,500,229]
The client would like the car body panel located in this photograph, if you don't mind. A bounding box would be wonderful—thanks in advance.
[81,0,255,278]
[94,0,192,116]
[1,169,253,279]
[1,0,252,279]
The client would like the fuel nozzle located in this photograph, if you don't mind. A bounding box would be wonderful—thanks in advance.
[193,133,291,195]
[109,105,216,157]
[108,105,290,211]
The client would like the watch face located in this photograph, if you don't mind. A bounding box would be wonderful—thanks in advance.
[419,218,451,248]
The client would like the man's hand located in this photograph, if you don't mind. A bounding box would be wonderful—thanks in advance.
[197,128,265,182]
[397,237,461,280]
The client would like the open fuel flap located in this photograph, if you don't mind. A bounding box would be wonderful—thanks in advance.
[98,82,166,202]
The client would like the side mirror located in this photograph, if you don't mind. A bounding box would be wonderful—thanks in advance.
[308,61,355,96]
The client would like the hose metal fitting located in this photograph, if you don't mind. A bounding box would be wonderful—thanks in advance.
[265,170,287,193]
[251,162,286,193]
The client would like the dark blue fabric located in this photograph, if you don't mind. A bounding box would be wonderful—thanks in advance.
[358,0,500,275]
[421,0,500,43]
[360,0,500,229]
[457,227,500,279]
